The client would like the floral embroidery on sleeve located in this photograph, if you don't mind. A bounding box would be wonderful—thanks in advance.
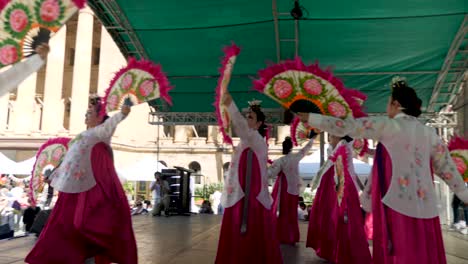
[336,120,344,128]
[362,120,373,129]
[417,188,426,200]
[398,176,409,191]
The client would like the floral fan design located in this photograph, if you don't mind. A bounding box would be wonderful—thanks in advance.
[290,116,317,146]
[101,57,172,115]
[29,137,70,205]
[330,144,355,207]
[448,136,468,182]
[0,0,86,67]
[214,43,240,145]
[254,57,367,132]
[352,138,369,157]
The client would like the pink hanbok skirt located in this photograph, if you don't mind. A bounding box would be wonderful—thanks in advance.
[25,143,137,264]
[271,171,300,245]
[371,144,446,264]
[215,149,283,264]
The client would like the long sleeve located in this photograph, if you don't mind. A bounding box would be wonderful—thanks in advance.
[298,138,314,158]
[307,113,400,141]
[227,101,250,140]
[311,159,331,191]
[431,136,468,203]
[94,112,126,142]
[267,159,283,179]
[0,55,44,97]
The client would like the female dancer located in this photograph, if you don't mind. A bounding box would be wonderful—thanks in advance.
[215,92,282,264]
[269,136,314,245]
[299,78,468,263]
[26,97,137,264]
[306,135,371,263]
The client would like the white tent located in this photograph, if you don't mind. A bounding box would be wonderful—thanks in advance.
[299,145,372,180]
[0,152,19,174]
[119,156,168,182]
[10,156,36,175]
[0,153,36,175]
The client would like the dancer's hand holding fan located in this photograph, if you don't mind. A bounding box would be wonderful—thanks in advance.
[253,58,367,140]
[214,43,240,145]
[101,57,172,116]
[290,116,318,146]
[0,0,86,67]
[352,138,370,158]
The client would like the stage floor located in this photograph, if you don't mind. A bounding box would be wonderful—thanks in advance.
[1,214,468,263]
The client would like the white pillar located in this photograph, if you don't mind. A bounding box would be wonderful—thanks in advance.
[12,73,37,134]
[42,26,67,134]
[277,125,289,144]
[174,126,189,143]
[207,125,216,143]
[97,25,126,95]
[0,66,11,133]
[0,92,8,133]
[69,8,94,134]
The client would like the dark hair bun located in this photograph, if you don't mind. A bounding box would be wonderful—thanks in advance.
[258,123,268,137]
[391,79,422,117]
[342,135,353,142]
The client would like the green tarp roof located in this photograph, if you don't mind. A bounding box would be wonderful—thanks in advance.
[89,0,467,113]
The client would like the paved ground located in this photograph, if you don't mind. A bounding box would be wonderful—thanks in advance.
[0,214,467,263]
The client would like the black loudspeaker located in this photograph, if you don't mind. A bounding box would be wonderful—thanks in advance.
[162,167,192,216]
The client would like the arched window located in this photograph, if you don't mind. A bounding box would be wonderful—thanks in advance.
[222,162,230,172]
[189,161,202,184]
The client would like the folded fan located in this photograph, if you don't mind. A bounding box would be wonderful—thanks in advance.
[101,57,172,115]
[214,43,240,145]
[290,116,318,146]
[352,138,369,157]
[0,0,86,67]
[253,57,367,131]
[29,137,70,206]
[448,136,468,182]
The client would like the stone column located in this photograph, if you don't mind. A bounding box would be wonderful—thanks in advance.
[174,126,189,143]
[12,73,37,134]
[69,8,94,134]
[0,66,11,133]
[42,26,67,134]
[207,125,215,143]
[97,25,126,95]
[276,125,289,144]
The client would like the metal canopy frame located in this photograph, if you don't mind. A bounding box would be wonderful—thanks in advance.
[88,0,148,59]
[88,1,466,116]
[148,109,457,127]
[148,108,285,126]
[428,15,468,112]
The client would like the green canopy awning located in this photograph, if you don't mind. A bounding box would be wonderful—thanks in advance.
[88,0,468,114]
